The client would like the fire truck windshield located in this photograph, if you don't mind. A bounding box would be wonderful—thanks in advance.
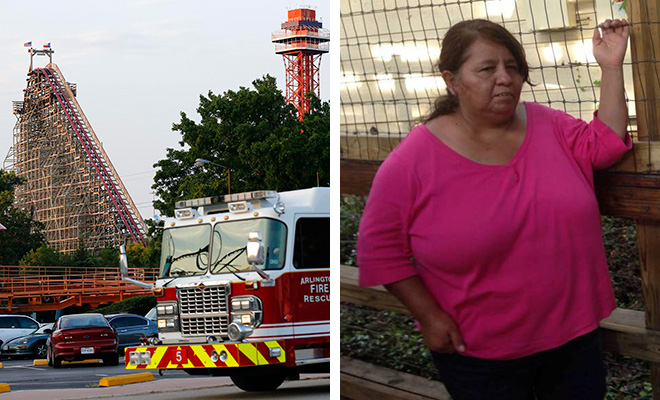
[159,219,287,279]
[209,218,287,274]
[159,224,212,278]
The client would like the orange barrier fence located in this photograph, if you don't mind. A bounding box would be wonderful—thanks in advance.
[0,266,158,312]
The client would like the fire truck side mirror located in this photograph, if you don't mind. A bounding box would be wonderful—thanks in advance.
[246,231,265,265]
[119,244,129,277]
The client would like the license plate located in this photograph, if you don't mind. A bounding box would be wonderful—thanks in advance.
[81,347,95,354]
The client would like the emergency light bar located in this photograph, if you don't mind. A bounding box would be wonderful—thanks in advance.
[175,191,277,213]
[223,191,277,203]
[175,196,219,209]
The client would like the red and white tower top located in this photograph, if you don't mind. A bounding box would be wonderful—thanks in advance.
[272,8,329,120]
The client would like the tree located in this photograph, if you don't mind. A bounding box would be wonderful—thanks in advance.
[126,240,161,271]
[152,75,330,216]
[0,170,45,265]
[20,244,68,267]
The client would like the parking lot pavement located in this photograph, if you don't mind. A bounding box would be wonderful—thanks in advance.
[0,356,195,391]
[0,375,330,400]
[0,376,233,400]
[0,358,330,399]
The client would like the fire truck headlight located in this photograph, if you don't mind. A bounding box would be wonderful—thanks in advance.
[157,318,177,331]
[157,303,177,315]
[227,322,253,342]
[240,314,252,325]
[230,295,263,328]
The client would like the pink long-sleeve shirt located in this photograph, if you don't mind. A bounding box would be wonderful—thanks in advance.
[357,102,632,360]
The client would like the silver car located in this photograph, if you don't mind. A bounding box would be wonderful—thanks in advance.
[0,314,40,349]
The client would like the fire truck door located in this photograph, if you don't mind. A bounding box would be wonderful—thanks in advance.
[291,215,330,340]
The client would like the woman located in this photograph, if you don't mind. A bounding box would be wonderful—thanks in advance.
[357,19,631,399]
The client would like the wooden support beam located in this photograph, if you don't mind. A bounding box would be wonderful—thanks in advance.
[595,172,660,220]
[628,0,660,395]
[636,219,660,397]
[341,356,450,400]
[341,265,660,364]
[629,0,660,140]
[340,159,381,196]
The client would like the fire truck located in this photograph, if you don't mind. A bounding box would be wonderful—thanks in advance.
[120,188,329,391]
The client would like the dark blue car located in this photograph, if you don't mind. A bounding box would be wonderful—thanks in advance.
[106,314,157,354]
[1,323,53,359]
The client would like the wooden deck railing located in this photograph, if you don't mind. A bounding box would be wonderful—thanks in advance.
[0,265,157,312]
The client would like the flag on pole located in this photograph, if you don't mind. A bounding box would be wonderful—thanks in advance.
[23,41,32,47]
[43,43,51,49]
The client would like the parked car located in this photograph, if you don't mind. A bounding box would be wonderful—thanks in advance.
[46,313,118,368]
[1,322,53,359]
[106,314,158,354]
[0,314,40,348]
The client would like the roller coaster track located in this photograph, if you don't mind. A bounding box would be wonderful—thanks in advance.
[35,66,146,244]
[0,266,157,313]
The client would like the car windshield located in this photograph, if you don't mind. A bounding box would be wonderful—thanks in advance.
[34,323,54,334]
[60,315,108,329]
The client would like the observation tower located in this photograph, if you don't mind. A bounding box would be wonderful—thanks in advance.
[272,7,329,120]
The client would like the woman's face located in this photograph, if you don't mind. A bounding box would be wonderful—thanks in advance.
[443,38,523,121]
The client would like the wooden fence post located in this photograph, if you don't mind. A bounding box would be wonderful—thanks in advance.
[629,0,660,397]
[629,0,660,141]
[636,220,660,398]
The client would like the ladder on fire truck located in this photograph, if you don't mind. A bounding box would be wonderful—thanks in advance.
[0,265,157,312]
[34,64,147,245]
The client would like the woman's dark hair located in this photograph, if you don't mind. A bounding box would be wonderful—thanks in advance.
[424,19,532,122]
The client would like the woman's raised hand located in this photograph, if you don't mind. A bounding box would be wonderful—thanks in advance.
[593,19,629,70]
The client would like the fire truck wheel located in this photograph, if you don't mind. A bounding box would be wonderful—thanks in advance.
[230,373,285,392]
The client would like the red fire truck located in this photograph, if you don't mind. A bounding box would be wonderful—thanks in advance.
[120,188,329,391]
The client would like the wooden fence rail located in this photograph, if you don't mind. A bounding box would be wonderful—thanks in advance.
[341,264,660,398]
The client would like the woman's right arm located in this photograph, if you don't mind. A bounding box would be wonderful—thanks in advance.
[358,137,464,353]
[385,276,465,353]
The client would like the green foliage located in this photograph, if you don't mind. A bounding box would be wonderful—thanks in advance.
[152,75,330,216]
[20,244,69,266]
[612,0,627,13]
[126,240,161,270]
[340,195,366,266]
[602,216,643,311]
[0,169,46,264]
[93,295,156,316]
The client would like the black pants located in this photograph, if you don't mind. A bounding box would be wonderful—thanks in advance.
[431,329,606,400]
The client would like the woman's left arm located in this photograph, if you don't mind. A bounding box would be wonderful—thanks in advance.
[593,19,629,139]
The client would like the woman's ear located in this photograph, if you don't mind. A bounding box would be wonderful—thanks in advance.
[442,70,456,96]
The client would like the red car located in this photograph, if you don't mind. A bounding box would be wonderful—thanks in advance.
[46,313,118,368]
